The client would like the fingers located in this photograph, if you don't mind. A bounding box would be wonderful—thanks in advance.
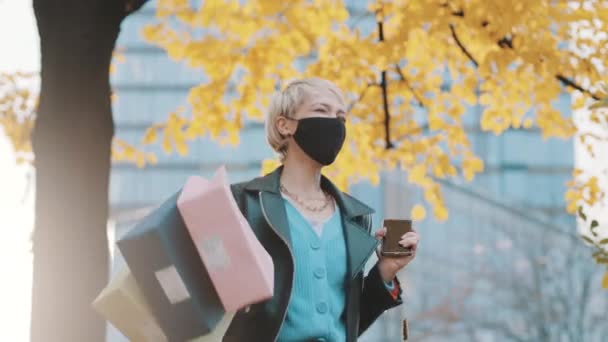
[374,227,387,258]
[375,227,387,240]
[399,239,418,249]
[399,231,419,249]
[401,231,418,240]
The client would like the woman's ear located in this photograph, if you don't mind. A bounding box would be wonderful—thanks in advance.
[276,115,294,137]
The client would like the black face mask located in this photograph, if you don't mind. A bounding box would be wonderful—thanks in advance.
[289,117,346,166]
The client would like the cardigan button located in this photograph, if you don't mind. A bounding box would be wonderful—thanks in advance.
[316,302,328,314]
[313,268,326,279]
[310,240,321,250]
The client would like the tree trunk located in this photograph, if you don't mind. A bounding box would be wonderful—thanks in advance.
[30,1,127,341]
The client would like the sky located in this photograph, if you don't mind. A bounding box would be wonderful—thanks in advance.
[0,0,39,341]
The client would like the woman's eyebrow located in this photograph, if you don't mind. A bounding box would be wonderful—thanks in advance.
[313,102,346,114]
[312,103,331,110]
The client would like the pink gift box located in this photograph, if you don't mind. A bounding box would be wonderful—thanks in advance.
[177,166,274,311]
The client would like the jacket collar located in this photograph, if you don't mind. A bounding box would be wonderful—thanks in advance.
[245,165,375,219]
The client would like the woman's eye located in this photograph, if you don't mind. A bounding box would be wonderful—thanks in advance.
[315,108,326,113]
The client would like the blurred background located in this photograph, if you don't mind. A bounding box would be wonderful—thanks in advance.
[1,0,608,341]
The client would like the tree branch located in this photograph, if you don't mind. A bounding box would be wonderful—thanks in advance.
[497,36,514,49]
[555,75,600,100]
[395,64,426,107]
[450,20,602,101]
[439,2,464,17]
[347,82,378,112]
[491,34,601,100]
[496,38,601,100]
[377,8,394,149]
[449,24,479,67]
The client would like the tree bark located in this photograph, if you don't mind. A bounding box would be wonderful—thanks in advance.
[30,1,144,341]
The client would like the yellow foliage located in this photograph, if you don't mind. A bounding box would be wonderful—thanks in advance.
[433,205,449,221]
[603,272,608,289]
[110,48,126,75]
[145,0,600,221]
[142,127,158,144]
[565,170,605,214]
[408,164,427,185]
[4,1,604,224]
[261,158,281,176]
[112,138,157,168]
[411,204,426,221]
[0,72,37,164]
[462,155,485,182]
[0,72,163,168]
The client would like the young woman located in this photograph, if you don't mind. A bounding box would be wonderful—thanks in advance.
[224,78,419,342]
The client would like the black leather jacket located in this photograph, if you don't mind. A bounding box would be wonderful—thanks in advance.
[223,166,403,342]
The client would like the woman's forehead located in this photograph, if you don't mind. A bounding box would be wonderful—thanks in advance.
[302,89,345,109]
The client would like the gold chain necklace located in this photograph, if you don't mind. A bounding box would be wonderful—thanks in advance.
[279,183,332,212]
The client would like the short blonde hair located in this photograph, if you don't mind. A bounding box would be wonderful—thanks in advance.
[265,77,345,160]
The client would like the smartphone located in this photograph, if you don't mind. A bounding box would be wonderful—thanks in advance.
[381,219,413,257]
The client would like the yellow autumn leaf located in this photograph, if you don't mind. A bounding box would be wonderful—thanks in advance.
[162,134,172,154]
[142,127,158,144]
[227,130,240,146]
[261,158,281,176]
[434,205,449,221]
[408,164,427,184]
[135,153,146,168]
[174,137,188,156]
[428,114,445,131]
[602,271,608,289]
[146,152,158,164]
[411,204,426,221]
[123,146,135,160]
[462,156,484,181]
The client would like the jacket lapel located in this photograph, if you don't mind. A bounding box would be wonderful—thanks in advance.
[259,191,292,250]
[342,218,379,279]
[246,167,293,250]
[320,177,378,279]
[246,166,378,278]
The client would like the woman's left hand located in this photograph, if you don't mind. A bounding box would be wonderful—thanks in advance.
[374,227,419,282]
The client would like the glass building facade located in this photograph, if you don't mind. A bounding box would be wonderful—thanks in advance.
[106,2,606,341]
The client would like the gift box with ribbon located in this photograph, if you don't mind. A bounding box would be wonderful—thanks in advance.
[116,191,225,341]
[92,265,167,342]
[177,166,274,312]
[93,265,236,342]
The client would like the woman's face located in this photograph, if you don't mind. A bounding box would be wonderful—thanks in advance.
[277,89,348,165]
